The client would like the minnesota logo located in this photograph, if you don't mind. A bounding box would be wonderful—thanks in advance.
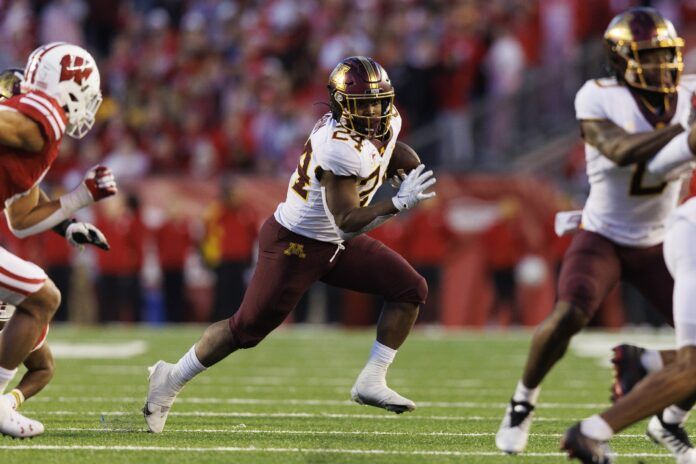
[284,242,306,259]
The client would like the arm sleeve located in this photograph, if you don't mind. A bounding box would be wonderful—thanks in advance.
[315,140,362,177]
[6,91,67,143]
[575,81,606,120]
[646,131,695,176]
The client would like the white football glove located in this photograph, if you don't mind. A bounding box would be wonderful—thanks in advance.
[66,222,110,250]
[391,164,437,211]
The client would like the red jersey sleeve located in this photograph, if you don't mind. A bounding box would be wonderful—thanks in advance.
[0,90,67,144]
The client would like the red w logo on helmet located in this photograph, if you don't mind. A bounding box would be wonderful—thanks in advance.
[59,55,93,85]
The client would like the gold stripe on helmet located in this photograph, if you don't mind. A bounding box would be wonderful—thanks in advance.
[357,56,379,90]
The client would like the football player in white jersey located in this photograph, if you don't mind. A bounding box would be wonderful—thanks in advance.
[144,56,436,433]
[562,194,696,463]
[497,8,696,460]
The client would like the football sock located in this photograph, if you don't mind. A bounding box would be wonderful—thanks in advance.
[662,405,690,425]
[512,380,540,405]
[169,345,207,390]
[359,341,397,381]
[0,367,17,395]
[640,349,663,373]
[3,389,24,410]
[580,415,614,441]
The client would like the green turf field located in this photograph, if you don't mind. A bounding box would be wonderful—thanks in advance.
[0,325,681,463]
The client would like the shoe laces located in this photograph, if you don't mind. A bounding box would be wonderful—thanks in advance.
[660,416,694,452]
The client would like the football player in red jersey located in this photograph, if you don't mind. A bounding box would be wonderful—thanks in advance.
[0,43,117,438]
[144,56,436,433]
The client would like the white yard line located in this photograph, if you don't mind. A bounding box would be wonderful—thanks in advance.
[48,427,650,439]
[51,342,147,359]
[0,444,671,458]
[32,396,611,409]
[31,411,586,421]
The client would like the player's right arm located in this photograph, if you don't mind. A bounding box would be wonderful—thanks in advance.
[575,79,689,166]
[321,164,436,240]
[580,119,685,166]
[5,166,117,239]
[0,109,44,152]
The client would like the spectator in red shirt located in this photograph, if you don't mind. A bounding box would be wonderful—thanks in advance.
[402,197,453,323]
[153,205,193,323]
[94,193,145,322]
[201,179,258,321]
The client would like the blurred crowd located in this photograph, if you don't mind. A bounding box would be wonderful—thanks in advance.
[0,0,664,181]
[0,0,692,326]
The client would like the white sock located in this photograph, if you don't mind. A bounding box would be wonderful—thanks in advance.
[640,349,663,373]
[169,345,207,390]
[0,367,17,395]
[663,405,690,425]
[581,414,614,441]
[512,380,541,405]
[2,389,23,410]
[358,341,397,382]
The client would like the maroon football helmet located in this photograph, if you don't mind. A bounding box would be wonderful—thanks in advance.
[0,68,23,101]
[327,56,395,138]
[604,7,684,93]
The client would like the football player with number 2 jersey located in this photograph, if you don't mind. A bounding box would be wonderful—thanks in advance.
[564,185,696,464]
[0,43,117,439]
[144,56,436,433]
[493,8,696,462]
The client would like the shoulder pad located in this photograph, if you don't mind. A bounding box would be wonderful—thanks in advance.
[315,137,362,177]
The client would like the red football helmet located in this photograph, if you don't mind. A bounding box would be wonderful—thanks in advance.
[327,56,395,138]
[604,7,684,93]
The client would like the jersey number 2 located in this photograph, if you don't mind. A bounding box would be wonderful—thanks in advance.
[629,162,667,196]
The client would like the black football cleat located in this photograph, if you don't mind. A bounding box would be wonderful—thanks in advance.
[646,413,696,462]
[610,344,647,403]
[561,423,613,464]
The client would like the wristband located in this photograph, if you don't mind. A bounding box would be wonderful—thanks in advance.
[52,218,77,237]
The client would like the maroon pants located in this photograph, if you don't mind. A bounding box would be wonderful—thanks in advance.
[557,230,673,325]
[228,216,427,348]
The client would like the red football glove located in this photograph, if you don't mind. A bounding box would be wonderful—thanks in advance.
[84,165,117,201]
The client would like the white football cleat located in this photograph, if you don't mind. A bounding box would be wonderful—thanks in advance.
[0,395,44,438]
[677,450,696,464]
[350,374,415,414]
[647,414,696,463]
[496,399,535,454]
[143,361,179,433]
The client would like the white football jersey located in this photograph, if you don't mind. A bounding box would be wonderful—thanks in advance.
[669,195,696,227]
[575,75,696,246]
[274,110,402,243]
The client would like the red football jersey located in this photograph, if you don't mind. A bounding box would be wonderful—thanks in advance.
[689,168,696,200]
[0,90,67,206]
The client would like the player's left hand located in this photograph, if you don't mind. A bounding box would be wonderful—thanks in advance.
[84,165,117,202]
[392,164,437,211]
[65,222,110,250]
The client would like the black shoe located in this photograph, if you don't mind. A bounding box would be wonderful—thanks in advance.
[646,413,695,460]
[611,344,647,402]
[495,399,535,453]
[561,423,613,464]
